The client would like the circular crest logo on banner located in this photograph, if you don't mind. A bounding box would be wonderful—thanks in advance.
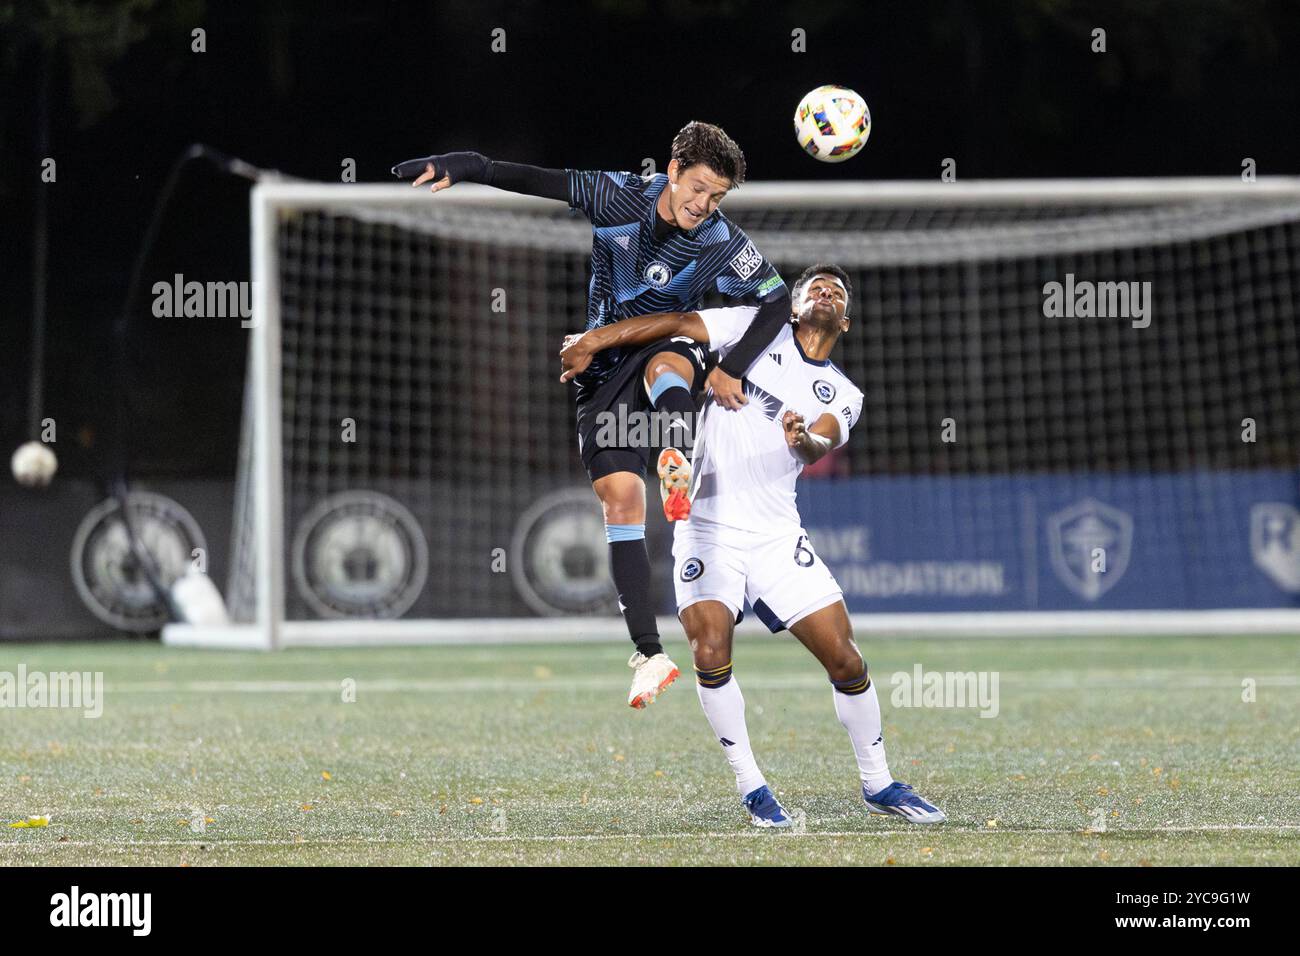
[511,487,617,616]
[71,492,207,632]
[292,491,428,619]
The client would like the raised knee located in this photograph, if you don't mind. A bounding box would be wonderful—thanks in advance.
[645,355,694,388]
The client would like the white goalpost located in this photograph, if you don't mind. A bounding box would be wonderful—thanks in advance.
[163,176,1300,649]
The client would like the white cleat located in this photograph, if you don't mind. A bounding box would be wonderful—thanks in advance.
[627,651,681,709]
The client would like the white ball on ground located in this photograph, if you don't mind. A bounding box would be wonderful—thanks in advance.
[11,441,58,488]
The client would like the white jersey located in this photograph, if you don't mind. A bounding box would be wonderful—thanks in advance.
[690,306,864,533]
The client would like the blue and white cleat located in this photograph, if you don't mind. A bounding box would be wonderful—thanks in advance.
[743,785,793,828]
[862,781,946,824]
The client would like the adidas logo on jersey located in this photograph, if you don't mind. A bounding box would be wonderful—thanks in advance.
[769,352,782,364]
[614,235,630,250]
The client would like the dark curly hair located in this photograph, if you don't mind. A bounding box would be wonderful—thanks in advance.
[670,121,746,186]
[793,263,853,310]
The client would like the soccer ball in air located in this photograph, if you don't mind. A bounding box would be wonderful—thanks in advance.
[793,85,871,163]
[11,440,58,488]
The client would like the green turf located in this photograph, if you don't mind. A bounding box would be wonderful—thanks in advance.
[1,635,1296,865]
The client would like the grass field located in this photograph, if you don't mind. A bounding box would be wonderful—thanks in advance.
[1,634,1296,866]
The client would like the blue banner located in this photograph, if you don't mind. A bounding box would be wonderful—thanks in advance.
[794,470,1300,611]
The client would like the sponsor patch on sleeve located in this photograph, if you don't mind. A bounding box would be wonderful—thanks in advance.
[729,240,763,281]
[756,274,784,297]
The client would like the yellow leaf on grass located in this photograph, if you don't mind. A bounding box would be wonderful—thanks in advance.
[321,771,332,781]
[300,804,313,812]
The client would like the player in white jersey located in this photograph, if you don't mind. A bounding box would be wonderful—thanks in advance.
[560,264,946,827]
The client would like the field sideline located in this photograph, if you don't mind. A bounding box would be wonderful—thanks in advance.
[1,635,1296,866]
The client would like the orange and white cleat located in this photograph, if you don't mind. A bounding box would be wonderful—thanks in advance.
[657,447,692,522]
[627,651,680,709]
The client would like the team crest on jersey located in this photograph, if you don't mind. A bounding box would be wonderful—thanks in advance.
[680,557,705,582]
[644,261,672,288]
[813,379,837,403]
[729,240,763,280]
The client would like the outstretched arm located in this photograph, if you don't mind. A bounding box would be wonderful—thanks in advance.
[392,151,569,201]
[559,312,708,383]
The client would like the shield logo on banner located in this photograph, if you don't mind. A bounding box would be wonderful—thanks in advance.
[1046,498,1133,601]
[1250,502,1300,593]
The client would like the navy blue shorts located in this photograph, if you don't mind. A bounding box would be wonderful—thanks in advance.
[574,337,712,482]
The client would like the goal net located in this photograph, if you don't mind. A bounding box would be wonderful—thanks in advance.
[164,177,1300,648]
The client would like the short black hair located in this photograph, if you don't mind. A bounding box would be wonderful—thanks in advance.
[793,263,853,309]
[671,121,746,186]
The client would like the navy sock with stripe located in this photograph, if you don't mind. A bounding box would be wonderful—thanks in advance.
[648,371,695,452]
[606,523,662,658]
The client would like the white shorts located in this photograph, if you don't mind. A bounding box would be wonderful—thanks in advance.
[671,521,844,633]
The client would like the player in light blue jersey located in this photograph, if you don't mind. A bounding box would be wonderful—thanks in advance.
[393,123,791,708]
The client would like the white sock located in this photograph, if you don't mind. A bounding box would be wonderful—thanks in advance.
[833,675,894,795]
[695,669,766,797]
